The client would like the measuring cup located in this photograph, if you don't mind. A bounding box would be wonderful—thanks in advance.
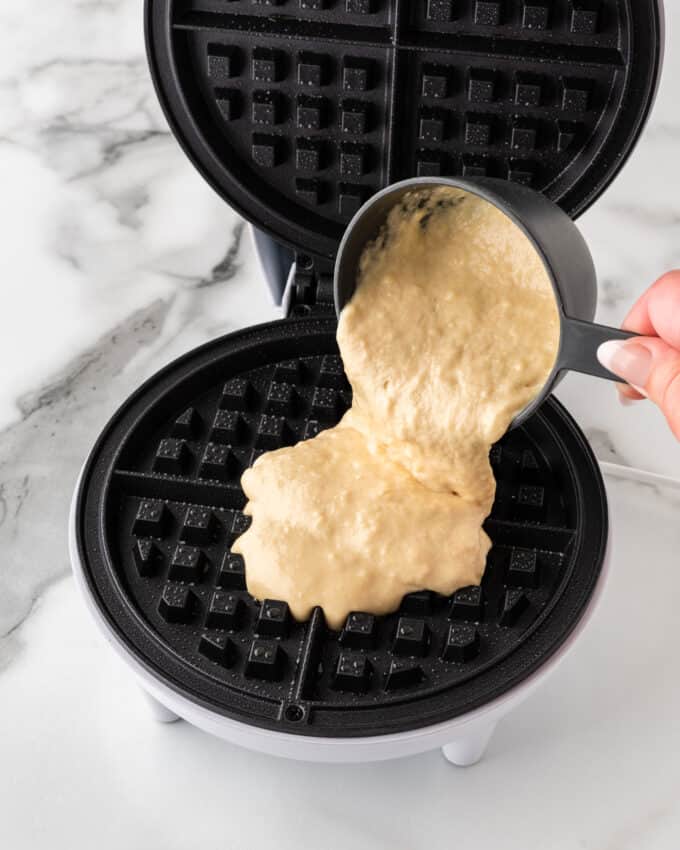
[333,176,638,427]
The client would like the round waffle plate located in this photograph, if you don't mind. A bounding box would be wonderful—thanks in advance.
[146,0,661,258]
[75,318,607,737]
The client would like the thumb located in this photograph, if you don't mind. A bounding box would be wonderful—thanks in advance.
[598,338,680,440]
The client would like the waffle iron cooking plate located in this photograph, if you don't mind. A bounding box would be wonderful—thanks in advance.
[75,318,607,736]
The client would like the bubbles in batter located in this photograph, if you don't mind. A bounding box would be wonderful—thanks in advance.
[233,187,560,629]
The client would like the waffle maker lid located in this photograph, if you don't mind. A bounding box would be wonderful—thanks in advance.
[146,0,662,259]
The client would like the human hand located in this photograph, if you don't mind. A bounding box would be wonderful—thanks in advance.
[597,271,680,440]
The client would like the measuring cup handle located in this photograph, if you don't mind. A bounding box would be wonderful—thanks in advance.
[559,317,641,382]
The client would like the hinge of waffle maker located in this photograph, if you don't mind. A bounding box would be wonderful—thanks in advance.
[284,254,336,319]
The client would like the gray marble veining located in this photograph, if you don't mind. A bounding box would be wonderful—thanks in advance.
[0,298,171,667]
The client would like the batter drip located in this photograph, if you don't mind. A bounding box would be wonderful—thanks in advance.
[233,187,560,629]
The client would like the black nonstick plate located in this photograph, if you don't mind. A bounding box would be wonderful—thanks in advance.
[75,317,607,737]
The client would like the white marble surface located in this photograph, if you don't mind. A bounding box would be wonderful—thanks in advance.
[1,2,680,847]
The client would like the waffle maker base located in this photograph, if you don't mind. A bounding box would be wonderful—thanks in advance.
[70,316,608,765]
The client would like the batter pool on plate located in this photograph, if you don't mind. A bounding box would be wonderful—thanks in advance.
[234,187,560,628]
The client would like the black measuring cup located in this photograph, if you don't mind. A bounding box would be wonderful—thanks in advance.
[333,176,638,427]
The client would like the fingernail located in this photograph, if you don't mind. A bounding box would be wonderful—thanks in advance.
[618,393,635,407]
[597,340,653,388]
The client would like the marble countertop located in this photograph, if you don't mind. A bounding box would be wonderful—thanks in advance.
[2,2,680,848]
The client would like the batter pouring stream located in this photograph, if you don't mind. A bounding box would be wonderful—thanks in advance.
[233,187,560,629]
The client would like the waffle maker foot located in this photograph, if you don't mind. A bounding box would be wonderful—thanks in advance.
[142,690,180,724]
[441,720,497,767]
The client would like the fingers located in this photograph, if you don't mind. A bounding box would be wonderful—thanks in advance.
[598,341,648,403]
[618,384,645,403]
[622,270,680,347]
[598,337,680,439]
[598,340,652,387]
[610,270,680,405]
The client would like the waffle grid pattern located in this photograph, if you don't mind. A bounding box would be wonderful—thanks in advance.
[111,351,575,720]
[151,0,646,255]
[76,319,607,735]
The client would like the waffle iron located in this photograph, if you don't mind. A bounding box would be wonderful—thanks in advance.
[70,0,663,764]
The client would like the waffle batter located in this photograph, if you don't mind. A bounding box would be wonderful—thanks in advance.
[233,187,559,629]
